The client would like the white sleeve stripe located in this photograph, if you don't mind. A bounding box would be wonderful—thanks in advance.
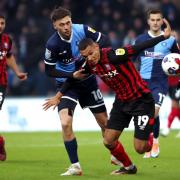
[44,60,56,65]
[96,32,101,42]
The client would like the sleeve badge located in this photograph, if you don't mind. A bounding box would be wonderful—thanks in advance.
[88,26,96,33]
[115,48,125,55]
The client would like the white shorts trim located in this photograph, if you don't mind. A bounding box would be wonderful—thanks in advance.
[83,102,105,109]
[155,104,161,108]
[61,96,78,104]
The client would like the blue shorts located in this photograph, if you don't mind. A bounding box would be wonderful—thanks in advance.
[143,78,168,107]
[57,76,106,113]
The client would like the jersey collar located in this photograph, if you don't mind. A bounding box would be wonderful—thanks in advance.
[57,30,73,43]
[148,30,164,38]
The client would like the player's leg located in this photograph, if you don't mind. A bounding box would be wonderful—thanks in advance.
[0,86,7,161]
[151,106,160,158]
[0,135,6,161]
[152,83,168,157]
[103,98,137,175]
[103,129,137,175]
[146,86,166,158]
[58,95,82,176]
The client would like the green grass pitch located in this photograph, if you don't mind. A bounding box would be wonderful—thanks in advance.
[0,130,180,180]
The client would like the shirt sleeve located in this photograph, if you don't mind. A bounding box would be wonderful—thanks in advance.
[171,40,180,53]
[44,42,57,65]
[84,25,101,43]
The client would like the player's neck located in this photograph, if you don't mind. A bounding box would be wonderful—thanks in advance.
[58,31,72,42]
[148,30,163,37]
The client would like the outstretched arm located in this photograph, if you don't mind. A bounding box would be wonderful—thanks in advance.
[109,18,171,65]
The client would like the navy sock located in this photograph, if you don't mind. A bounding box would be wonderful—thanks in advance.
[64,138,79,164]
[153,116,160,138]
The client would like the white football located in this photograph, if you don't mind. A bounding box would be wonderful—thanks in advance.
[162,53,180,76]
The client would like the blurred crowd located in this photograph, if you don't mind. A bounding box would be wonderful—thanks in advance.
[1,0,180,96]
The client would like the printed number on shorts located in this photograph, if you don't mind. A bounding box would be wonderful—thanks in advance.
[137,115,149,130]
[91,89,103,101]
[158,93,165,104]
[175,88,180,99]
[0,92,3,102]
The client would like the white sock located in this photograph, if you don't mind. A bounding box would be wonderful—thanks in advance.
[72,162,81,168]
[125,164,134,170]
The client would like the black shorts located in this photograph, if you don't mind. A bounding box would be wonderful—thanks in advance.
[57,76,106,114]
[107,93,155,140]
[0,86,6,110]
[168,85,180,101]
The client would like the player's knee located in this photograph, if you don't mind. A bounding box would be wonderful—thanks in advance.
[134,144,146,154]
[61,121,71,130]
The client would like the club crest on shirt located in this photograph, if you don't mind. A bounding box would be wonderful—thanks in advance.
[115,48,125,55]
[161,42,167,47]
[88,26,96,33]
[45,48,51,60]
[104,64,111,70]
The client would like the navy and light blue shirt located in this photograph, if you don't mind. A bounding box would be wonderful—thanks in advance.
[44,24,101,83]
[135,31,179,80]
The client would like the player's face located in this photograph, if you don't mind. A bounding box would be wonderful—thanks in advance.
[53,16,72,40]
[0,18,5,34]
[80,43,100,66]
[148,13,163,33]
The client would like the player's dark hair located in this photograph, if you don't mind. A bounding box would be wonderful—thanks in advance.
[146,9,163,19]
[78,38,94,50]
[50,6,71,22]
[0,14,5,19]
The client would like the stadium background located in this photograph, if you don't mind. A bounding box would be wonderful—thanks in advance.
[0,0,180,132]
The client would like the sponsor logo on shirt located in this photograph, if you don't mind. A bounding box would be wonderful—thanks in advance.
[100,70,118,78]
[144,51,164,59]
[59,50,67,55]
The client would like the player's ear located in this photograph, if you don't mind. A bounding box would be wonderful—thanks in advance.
[53,22,57,30]
[147,19,150,26]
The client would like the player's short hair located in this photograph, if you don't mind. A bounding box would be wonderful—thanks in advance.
[50,6,71,22]
[0,14,5,19]
[146,9,163,19]
[78,38,94,50]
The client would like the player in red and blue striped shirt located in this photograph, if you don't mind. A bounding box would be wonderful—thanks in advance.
[0,15,27,161]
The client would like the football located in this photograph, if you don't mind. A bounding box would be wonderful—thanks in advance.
[162,53,180,76]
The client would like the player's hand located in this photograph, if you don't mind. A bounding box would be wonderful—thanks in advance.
[17,72,28,81]
[73,69,89,79]
[163,18,171,39]
[42,92,62,111]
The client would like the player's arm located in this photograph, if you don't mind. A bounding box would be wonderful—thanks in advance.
[84,25,111,48]
[44,41,75,78]
[6,39,27,80]
[45,64,74,78]
[43,78,75,111]
[108,36,167,64]
[108,18,171,64]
